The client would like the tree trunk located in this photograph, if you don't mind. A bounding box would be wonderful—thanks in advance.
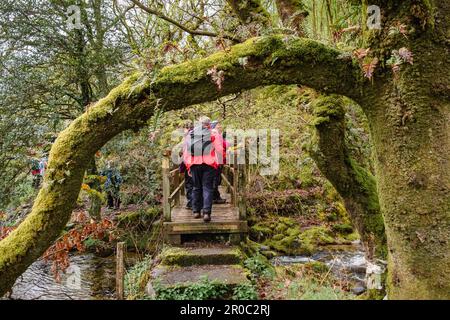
[366,70,449,299]
[364,57,449,299]
[308,95,386,261]
[358,0,450,299]
[308,95,387,297]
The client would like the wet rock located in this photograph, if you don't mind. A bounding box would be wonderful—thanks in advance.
[261,250,277,259]
[145,283,156,299]
[351,285,366,295]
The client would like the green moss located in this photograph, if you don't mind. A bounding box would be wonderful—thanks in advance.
[272,234,285,241]
[298,226,336,254]
[344,232,360,241]
[153,276,230,300]
[160,247,243,266]
[347,158,386,258]
[117,207,161,226]
[332,223,354,235]
[311,95,346,126]
[303,261,329,274]
[360,289,386,300]
[249,224,273,241]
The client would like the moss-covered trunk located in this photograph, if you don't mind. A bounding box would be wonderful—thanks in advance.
[365,58,449,299]
[0,36,359,295]
[309,95,386,261]
[356,0,450,299]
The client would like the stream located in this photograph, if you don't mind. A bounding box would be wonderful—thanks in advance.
[271,242,367,294]
[7,253,120,300]
[5,243,366,300]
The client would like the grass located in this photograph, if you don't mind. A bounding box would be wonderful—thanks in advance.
[259,263,356,300]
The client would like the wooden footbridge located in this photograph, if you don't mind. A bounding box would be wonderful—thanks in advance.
[161,152,248,245]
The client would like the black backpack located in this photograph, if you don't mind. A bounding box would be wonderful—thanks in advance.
[186,126,213,156]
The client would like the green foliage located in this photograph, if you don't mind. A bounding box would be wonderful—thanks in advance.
[286,278,354,300]
[263,264,355,300]
[232,283,259,300]
[153,276,258,300]
[125,256,153,300]
[243,254,276,280]
[83,237,103,249]
[117,207,161,227]
[153,276,229,300]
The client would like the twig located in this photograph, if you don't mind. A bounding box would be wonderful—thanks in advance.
[130,0,236,41]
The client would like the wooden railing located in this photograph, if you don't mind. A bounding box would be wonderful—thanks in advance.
[161,151,246,222]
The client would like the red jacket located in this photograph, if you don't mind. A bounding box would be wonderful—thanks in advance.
[183,127,224,171]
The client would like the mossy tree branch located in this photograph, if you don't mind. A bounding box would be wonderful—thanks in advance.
[0,35,360,295]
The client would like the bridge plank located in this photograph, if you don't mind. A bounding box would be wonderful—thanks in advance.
[163,187,246,241]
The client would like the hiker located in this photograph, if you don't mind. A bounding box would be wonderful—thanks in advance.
[183,116,224,222]
[38,156,48,178]
[101,160,123,210]
[210,121,229,204]
[31,158,41,189]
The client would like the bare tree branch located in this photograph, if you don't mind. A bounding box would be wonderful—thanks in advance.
[130,0,237,41]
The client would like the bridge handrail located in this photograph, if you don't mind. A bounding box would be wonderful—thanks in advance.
[161,151,246,222]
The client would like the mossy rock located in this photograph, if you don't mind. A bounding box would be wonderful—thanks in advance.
[151,264,252,300]
[303,261,329,274]
[299,226,335,246]
[160,246,243,267]
[332,223,354,235]
[264,225,337,256]
[117,207,161,227]
[249,223,273,241]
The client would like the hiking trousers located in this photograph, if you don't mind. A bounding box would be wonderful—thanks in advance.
[190,164,216,214]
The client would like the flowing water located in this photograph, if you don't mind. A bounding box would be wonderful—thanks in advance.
[6,243,366,299]
[271,242,367,292]
[8,253,119,300]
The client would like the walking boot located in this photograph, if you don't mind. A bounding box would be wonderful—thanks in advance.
[193,211,201,219]
[203,212,211,222]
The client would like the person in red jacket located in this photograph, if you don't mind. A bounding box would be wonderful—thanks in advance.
[211,121,230,204]
[183,116,224,222]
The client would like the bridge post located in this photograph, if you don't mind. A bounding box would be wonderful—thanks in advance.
[173,170,180,207]
[238,163,247,221]
[232,153,238,207]
[162,154,171,222]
